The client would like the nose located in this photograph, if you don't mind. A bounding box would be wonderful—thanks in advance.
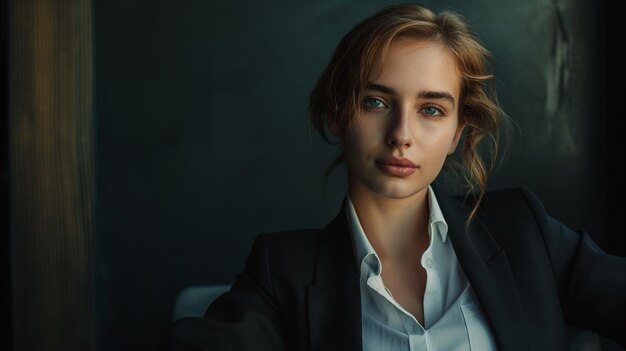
[385,107,413,150]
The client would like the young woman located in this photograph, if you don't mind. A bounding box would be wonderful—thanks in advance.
[163,4,625,350]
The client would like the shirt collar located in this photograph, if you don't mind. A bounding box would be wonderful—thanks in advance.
[346,185,449,273]
[346,195,380,275]
[427,185,449,243]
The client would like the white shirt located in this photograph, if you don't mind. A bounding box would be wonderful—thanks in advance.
[346,186,497,351]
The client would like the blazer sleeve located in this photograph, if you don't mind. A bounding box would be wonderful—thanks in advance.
[520,188,626,347]
[160,234,288,351]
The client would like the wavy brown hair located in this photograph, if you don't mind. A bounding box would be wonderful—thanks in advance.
[309,3,507,228]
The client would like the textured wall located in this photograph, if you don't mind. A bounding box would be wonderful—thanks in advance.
[94,0,604,349]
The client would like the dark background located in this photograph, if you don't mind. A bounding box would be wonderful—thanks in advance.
[0,0,606,350]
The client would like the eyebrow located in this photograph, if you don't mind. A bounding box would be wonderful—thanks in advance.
[365,82,456,107]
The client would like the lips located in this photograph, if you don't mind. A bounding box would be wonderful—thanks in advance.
[375,157,417,168]
[375,157,418,177]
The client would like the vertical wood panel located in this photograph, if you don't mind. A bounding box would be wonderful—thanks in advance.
[1,0,10,348]
[9,0,95,349]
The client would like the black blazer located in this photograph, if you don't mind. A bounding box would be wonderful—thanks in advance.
[162,187,626,350]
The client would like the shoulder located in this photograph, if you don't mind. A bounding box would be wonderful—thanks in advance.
[244,208,351,287]
[250,229,325,268]
[479,187,544,212]
[465,187,570,257]
[469,187,549,228]
[243,228,326,286]
[253,228,324,254]
[250,207,349,264]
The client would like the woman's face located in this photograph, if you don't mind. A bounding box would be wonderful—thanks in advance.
[343,37,464,201]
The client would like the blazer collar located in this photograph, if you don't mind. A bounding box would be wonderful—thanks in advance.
[436,186,532,351]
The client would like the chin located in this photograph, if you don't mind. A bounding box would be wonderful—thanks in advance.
[363,175,427,200]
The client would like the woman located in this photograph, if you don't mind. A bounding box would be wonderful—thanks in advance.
[163,4,625,350]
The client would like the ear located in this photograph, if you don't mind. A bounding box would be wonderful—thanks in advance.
[447,122,466,155]
[328,118,341,139]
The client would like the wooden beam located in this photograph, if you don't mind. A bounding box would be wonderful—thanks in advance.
[9,0,96,349]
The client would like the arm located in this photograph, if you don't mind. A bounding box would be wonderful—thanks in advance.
[160,234,288,350]
[521,188,626,347]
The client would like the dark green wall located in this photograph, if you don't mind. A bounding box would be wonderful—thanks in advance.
[94,0,607,349]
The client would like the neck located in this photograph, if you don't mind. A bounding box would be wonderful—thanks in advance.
[348,177,430,261]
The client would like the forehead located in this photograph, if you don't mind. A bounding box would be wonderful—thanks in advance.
[368,37,462,103]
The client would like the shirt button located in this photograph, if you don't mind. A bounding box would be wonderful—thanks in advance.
[424,258,433,268]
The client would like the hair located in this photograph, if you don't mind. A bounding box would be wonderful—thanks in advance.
[308,3,508,228]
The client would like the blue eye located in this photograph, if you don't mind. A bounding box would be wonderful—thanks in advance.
[421,106,444,116]
[364,97,387,109]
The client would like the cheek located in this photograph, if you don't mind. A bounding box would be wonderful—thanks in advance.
[420,130,458,161]
[344,121,381,153]
[343,134,369,167]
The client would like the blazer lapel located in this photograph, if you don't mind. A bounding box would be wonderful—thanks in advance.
[307,205,362,351]
[437,189,532,351]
